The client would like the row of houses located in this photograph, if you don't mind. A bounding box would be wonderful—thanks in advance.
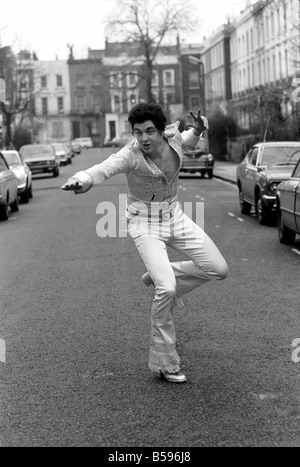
[0,0,299,148]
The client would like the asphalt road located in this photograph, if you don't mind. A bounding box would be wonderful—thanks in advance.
[0,148,300,447]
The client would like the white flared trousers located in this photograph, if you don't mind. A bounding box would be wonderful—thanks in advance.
[127,202,228,374]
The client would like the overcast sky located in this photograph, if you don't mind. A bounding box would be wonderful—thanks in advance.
[0,0,254,60]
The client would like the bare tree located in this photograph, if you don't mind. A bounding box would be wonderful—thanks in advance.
[0,48,34,148]
[105,0,199,102]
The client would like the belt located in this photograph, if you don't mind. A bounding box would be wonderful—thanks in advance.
[126,199,178,222]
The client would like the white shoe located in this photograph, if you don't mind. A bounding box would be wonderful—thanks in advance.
[161,371,187,383]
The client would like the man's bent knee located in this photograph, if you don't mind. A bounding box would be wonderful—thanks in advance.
[155,283,177,299]
[215,260,229,280]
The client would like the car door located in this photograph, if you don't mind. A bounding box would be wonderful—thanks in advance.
[0,153,7,202]
[281,161,300,231]
[244,146,259,202]
[292,162,300,231]
[0,153,16,204]
[0,153,11,200]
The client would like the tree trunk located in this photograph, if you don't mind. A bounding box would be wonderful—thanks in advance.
[5,112,12,148]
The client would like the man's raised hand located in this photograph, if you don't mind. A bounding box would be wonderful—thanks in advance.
[61,178,83,194]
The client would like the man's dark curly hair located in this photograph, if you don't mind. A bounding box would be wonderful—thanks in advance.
[128,102,167,133]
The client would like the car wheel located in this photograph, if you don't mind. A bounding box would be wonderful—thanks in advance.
[208,170,213,179]
[278,207,296,244]
[28,184,33,199]
[21,186,30,203]
[256,192,270,225]
[10,195,19,212]
[0,203,9,221]
[53,167,59,177]
[239,187,251,215]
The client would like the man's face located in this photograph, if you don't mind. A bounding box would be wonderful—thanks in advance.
[133,120,162,155]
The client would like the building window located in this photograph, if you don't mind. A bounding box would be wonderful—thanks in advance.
[92,74,100,86]
[42,97,48,115]
[109,72,122,88]
[90,120,99,135]
[270,11,275,38]
[41,75,47,88]
[164,92,175,106]
[76,95,85,112]
[152,70,159,87]
[285,49,288,76]
[189,71,199,89]
[52,121,64,138]
[56,74,63,87]
[163,69,175,86]
[266,16,269,41]
[151,89,159,102]
[126,72,138,88]
[278,51,282,77]
[57,96,64,114]
[277,8,281,36]
[76,75,85,88]
[93,95,100,112]
[190,96,200,108]
[283,6,287,32]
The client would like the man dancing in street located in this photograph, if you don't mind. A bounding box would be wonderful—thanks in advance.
[62,103,228,383]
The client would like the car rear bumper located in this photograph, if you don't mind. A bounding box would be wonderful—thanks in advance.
[27,165,56,174]
[262,194,277,211]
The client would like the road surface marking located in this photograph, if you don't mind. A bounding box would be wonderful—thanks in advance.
[0,338,5,363]
[237,217,244,222]
[292,249,300,256]
[228,212,235,217]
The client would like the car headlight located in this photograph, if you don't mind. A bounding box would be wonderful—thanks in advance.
[207,154,214,162]
[269,181,279,193]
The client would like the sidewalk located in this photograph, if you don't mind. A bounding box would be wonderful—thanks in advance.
[213,161,238,185]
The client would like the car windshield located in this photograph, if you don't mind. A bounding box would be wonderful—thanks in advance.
[260,147,300,166]
[3,152,20,165]
[53,144,65,151]
[20,145,53,157]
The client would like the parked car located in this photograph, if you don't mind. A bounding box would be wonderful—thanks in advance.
[19,144,59,177]
[64,142,75,158]
[104,132,134,148]
[71,140,81,154]
[276,159,300,244]
[2,149,33,203]
[180,137,214,178]
[0,151,19,221]
[72,137,93,149]
[52,143,72,165]
[236,142,300,224]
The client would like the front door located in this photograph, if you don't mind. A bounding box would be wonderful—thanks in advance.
[72,121,80,139]
[109,121,116,141]
[244,147,259,202]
